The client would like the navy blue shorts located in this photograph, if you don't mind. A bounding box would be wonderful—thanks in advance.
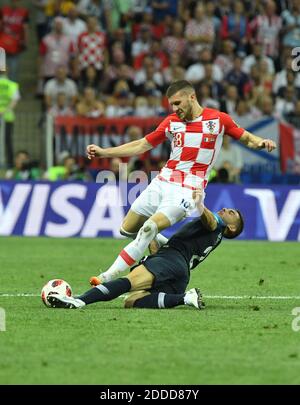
[142,246,190,294]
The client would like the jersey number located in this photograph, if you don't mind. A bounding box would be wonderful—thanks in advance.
[189,246,213,269]
[173,133,183,147]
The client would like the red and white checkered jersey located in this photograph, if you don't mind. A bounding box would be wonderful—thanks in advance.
[145,108,244,190]
[77,31,107,70]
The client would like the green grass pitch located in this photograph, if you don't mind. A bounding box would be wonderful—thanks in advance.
[0,237,300,385]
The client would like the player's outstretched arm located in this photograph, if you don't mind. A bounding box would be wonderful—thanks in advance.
[192,189,217,231]
[239,130,276,152]
[86,138,153,159]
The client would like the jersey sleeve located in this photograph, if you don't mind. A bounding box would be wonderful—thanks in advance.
[145,116,170,147]
[219,112,245,140]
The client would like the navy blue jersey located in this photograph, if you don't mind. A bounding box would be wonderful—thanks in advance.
[165,214,226,270]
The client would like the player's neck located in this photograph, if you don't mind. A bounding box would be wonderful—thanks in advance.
[189,105,204,121]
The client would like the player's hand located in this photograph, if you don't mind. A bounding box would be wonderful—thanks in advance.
[192,188,203,204]
[258,139,276,152]
[86,144,105,159]
[192,188,205,215]
[148,239,159,255]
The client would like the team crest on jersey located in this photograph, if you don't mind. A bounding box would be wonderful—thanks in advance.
[203,119,219,134]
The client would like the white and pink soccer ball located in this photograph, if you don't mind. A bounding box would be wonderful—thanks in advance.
[41,279,72,307]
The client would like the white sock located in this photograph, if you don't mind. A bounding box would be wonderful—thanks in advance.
[155,233,168,247]
[100,220,158,282]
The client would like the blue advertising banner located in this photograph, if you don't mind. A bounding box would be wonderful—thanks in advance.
[0,181,299,241]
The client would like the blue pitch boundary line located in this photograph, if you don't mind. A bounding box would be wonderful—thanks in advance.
[235,117,278,162]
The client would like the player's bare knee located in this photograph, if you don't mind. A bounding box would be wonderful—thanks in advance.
[120,217,138,236]
[120,226,127,236]
[120,226,137,239]
[120,218,130,232]
[121,210,148,235]
[150,212,172,230]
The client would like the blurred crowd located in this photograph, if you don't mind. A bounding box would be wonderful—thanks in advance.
[1,0,300,182]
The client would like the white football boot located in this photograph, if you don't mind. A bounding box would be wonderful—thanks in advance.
[184,288,205,310]
[48,295,85,309]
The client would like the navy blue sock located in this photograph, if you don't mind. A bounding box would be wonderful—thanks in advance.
[133,292,185,308]
[78,278,131,305]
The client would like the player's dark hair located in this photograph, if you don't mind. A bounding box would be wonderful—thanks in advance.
[166,80,195,98]
[224,210,244,239]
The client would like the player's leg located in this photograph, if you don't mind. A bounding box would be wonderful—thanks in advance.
[96,181,197,283]
[89,209,149,286]
[90,179,162,285]
[120,209,169,250]
[152,182,199,249]
[125,248,201,308]
[48,265,154,309]
[124,291,185,308]
[124,288,204,310]
[96,211,172,283]
[123,291,151,308]
[148,182,203,251]
[91,180,195,285]
[124,258,205,310]
[124,254,204,310]
[151,181,201,249]
[106,203,189,281]
[128,248,204,309]
[120,209,148,238]
[108,179,184,266]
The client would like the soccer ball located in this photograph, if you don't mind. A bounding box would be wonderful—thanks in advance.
[41,279,72,307]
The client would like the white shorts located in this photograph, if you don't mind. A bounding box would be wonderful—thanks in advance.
[131,177,201,225]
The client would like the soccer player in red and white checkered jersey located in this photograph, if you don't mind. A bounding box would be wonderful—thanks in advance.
[87,80,276,285]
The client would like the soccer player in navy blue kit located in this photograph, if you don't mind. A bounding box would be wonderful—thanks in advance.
[48,189,244,310]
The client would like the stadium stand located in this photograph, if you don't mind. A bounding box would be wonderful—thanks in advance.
[0,0,299,183]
